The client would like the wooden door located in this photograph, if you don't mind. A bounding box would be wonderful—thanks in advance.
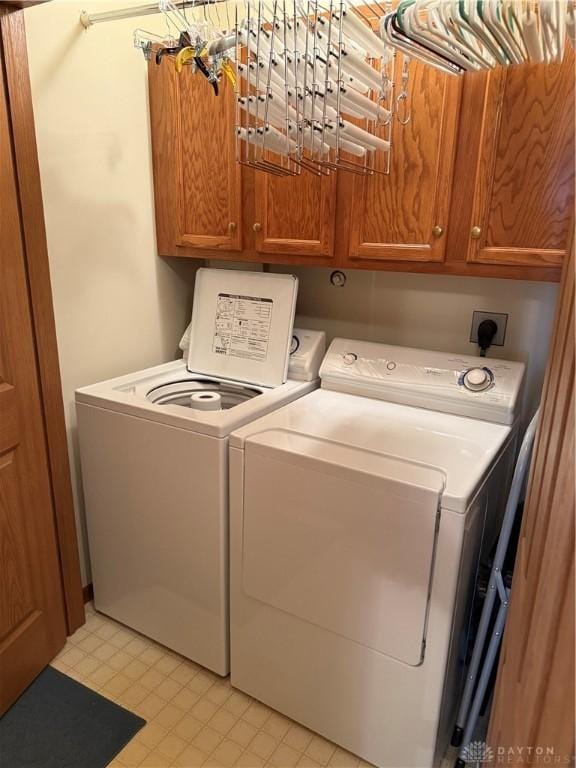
[1,9,84,633]
[342,56,461,266]
[149,59,242,254]
[0,49,67,715]
[253,166,337,259]
[467,50,575,270]
[487,244,574,761]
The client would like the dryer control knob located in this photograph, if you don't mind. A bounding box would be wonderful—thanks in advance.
[463,367,491,391]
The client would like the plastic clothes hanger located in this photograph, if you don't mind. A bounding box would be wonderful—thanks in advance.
[155,25,194,64]
[539,0,558,61]
[243,20,375,121]
[313,121,367,157]
[439,1,495,68]
[482,0,523,63]
[519,0,544,62]
[567,1,576,49]
[156,40,185,64]
[310,20,376,91]
[501,0,529,61]
[393,0,473,69]
[195,55,219,94]
[175,45,197,71]
[541,0,567,61]
[338,47,383,89]
[339,117,391,151]
[463,0,508,64]
[328,3,384,59]
[555,0,567,57]
[381,9,464,73]
[458,0,512,64]
[413,1,483,69]
[237,125,296,157]
[134,28,178,60]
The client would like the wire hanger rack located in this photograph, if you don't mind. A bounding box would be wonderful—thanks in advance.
[80,0,574,177]
[80,0,401,177]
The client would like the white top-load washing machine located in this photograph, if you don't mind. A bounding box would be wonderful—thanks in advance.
[229,338,525,767]
[76,269,325,675]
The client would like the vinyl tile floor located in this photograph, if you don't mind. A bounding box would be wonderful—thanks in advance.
[52,603,371,768]
[52,603,456,768]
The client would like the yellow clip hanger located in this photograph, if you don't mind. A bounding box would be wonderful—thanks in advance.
[220,59,237,87]
[175,44,209,73]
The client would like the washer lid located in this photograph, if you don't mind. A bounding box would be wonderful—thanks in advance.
[187,269,298,387]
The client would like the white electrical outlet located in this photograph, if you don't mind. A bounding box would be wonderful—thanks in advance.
[469,311,508,347]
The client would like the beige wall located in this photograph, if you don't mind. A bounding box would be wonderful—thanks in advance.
[270,266,558,422]
[25,0,198,585]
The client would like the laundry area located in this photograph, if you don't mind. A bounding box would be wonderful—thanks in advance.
[0,2,573,768]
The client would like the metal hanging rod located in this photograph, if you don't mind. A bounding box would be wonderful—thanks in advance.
[80,0,224,29]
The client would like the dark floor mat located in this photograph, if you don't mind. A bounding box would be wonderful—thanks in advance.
[0,666,145,768]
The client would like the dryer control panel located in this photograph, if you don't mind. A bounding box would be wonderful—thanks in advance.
[320,338,525,425]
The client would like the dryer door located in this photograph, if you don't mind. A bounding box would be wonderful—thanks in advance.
[242,430,445,666]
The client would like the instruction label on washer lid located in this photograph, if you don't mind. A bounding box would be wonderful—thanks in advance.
[212,293,273,361]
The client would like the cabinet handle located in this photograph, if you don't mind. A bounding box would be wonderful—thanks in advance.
[432,225,444,238]
[228,222,237,233]
[253,222,262,232]
[471,226,482,239]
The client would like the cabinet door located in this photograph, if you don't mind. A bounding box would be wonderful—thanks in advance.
[467,50,575,269]
[343,57,461,266]
[253,165,337,259]
[149,61,242,253]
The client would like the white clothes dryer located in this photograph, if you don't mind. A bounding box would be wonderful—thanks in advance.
[229,338,525,767]
[76,269,325,675]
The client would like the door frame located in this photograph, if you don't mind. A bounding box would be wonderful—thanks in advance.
[487,242,575,758]
[1,8,84,634]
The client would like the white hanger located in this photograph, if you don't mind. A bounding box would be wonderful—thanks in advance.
[380,11,464,74]
[556,0,567,56]
[539,1,557,61]
[462,1,509,64]
[332,4,384,59]
[448,0,497,67]
[237,125,295,157]
[567,1,576,48]
[235,0,398,173]
[491,0,526,63]
[404,1,477,69]
[312,121,367,156]
[311,16,376,92]
[520,0,545,62]
[425,1,486,69]
[335,45,385,89]
[376,0,572,75]
[339,118,390,151]
[503,0,529,61]
[446,1,497,67]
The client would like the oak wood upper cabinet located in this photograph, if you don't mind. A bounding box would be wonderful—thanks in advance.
[252,164,337,259]
[149,43,574,281]
[341,56,462,267]
[465,49,575,271]
[149,58,337,263]
[149,59,242,253]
